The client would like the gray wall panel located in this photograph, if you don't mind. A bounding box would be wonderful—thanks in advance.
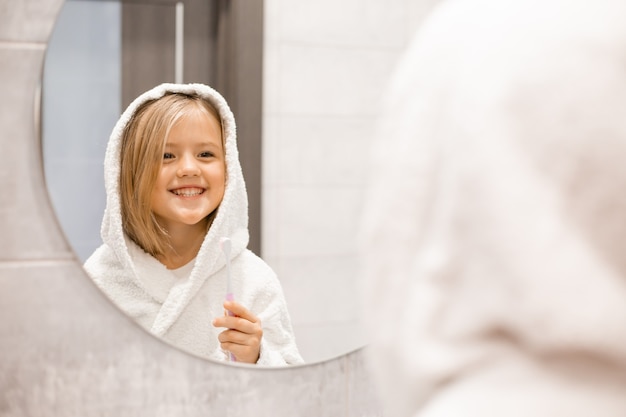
[0,46,73,261]
[0,0,64,43]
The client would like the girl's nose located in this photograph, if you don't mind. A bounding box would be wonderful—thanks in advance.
[176,154,201,177]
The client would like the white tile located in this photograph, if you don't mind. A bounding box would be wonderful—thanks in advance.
[275,115,377,186]
[261,184,280,259]
[277,0,408,48]
[278,253,361,325]
[275,185,364,257]
[277,0,358,44]
[263,0,281,43]
[294,321,368,364]
[261,114,280,186]
[0,0,64,43]
[262,42,281,116]
[0,47,72,261]
[277,44,402,117]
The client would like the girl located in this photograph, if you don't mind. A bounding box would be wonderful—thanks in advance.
[85,83,303,365]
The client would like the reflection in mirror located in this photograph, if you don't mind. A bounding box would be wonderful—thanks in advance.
[83,82,303,366]
[43,0,118,262]
[44,0,428,365]
[44,0,302,367]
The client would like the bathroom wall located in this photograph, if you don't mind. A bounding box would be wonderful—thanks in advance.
[0,1,384,416]
[262,0,439,362]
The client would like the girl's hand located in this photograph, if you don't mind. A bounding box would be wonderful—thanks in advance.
[212,300,263,364]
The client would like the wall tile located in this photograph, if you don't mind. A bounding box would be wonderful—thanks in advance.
[277,0,407,48]
[346,346,385,417]
[276,185,363,257]
[261,114,279,186]
[294,321,367,364]
[275,115,377,186]
[0,47,74,261]
[260,184,280,259]
[278,253,360,324]
[262,42,280,116]
[277,253,367,364]
[0,0,65,43]
[277,44,400,117]
[263,0,281,43]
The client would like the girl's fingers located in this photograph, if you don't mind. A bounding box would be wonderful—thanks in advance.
[213,300,262,334]
[218,328,257,344]
[219,340,260,363]
[223,300,259,324]
[212,315,261,334]
[211,301,263,363]
[217,327,262,364]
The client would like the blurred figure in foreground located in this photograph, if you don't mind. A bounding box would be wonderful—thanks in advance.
[360,0,626,416]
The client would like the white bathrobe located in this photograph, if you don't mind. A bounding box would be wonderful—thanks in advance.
[85,83,303,366]
[361,0,626,416]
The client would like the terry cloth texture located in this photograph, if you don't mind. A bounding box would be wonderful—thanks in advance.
[85,83,303,366]
[360,0,626,416]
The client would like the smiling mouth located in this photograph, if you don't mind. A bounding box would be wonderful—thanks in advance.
[171,187,205,197]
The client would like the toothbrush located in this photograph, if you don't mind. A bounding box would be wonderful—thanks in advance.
[220,237,236,362]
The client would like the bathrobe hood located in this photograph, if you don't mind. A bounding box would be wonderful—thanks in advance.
[99,83,248,337]
[361,0,626,415]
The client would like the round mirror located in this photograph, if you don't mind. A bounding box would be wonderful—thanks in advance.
[43,0,422,364]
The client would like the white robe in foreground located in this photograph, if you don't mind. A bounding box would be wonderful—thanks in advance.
[361,0,626,415]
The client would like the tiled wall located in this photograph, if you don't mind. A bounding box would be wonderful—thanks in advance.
[262,0,440,362]
[0,1,384,415]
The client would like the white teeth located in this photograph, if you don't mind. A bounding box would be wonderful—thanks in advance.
[173,188,203,197]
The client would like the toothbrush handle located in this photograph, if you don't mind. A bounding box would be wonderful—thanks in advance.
[224,293,236,362]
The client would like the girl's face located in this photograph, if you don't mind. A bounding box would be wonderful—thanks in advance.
[150,107,226,234]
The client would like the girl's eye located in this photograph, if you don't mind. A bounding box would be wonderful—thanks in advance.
[163,152,175,160]
[199,151,214,158]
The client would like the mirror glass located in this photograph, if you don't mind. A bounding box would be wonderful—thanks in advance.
[43,0,371,365]
[43,0,119,263]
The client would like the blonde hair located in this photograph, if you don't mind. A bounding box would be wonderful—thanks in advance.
[119,92,223,257]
